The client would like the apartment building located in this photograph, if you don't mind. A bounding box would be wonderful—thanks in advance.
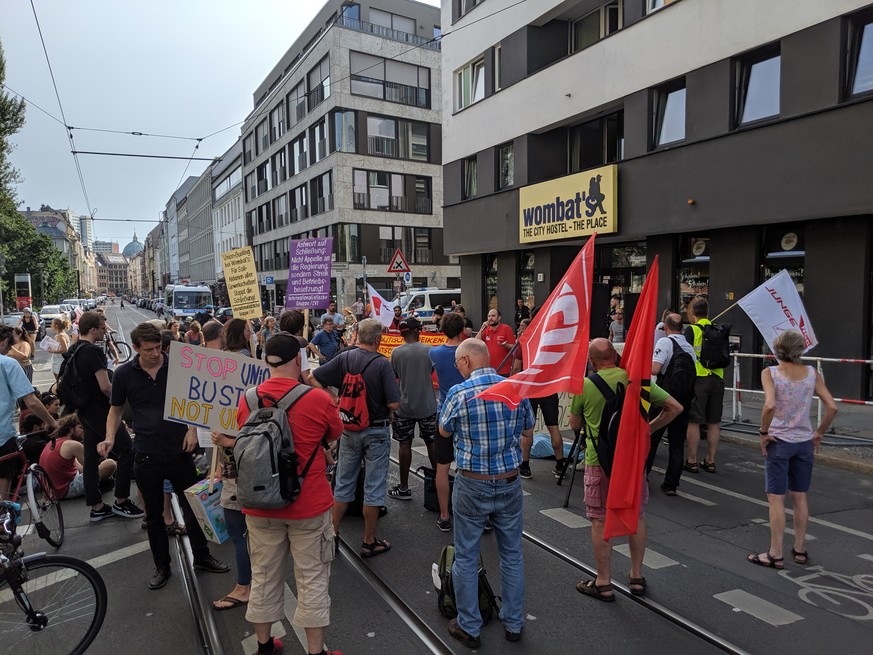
[211,140,245,306]
[242,0,458,308]
[441,0,873,398]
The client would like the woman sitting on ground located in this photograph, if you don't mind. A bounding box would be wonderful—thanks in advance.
[39,414,117,500]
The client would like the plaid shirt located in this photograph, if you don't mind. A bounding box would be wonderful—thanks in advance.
[439,367,535,475]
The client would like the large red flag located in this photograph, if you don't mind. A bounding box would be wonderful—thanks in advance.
[476,235,596,408]
[604,256,659,540]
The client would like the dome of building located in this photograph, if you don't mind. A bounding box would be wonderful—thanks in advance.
[122,231,144,258]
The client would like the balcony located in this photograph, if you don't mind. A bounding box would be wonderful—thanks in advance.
[293,101,306,124]
[367,135,397,158]
[314,195,334,214]
[385,80,429,108]
[414,247,433,264]
[290,206,308,222]
[297,152,308,172]
[337,16,440,51]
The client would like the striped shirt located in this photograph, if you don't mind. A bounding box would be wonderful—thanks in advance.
[439,367,535,475]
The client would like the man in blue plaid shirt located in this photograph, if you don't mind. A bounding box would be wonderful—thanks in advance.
[438,339,535,648]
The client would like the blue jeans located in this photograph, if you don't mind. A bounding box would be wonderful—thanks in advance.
[333,426,391,506]
[224,507,251,586]
[452,474,525,637]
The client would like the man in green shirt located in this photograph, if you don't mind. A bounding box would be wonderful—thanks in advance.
[568,338,681,601]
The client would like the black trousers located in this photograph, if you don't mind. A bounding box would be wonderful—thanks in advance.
[134,451,211,570]
[645,409,689,489]
[80,411,134,507]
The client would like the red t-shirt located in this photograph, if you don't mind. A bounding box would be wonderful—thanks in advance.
[236,378,343,520]
[39,437,77,499]
[482,323,515,374]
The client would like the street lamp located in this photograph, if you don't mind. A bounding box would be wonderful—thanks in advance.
[36,263,45,307]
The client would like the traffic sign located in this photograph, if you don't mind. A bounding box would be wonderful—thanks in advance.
[386,249,411,273]
[403,272,412,284]
[265,276,274,284]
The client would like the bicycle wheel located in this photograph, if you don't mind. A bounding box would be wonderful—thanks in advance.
[0,554,107,655]
[114,340,132,363]
[26,466,64,548]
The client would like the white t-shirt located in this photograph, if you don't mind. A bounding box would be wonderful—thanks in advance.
[652,334,697,382]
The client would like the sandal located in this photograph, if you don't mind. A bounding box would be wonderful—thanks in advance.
[575,579,615,602]
[682,461,699,474]
[165,521,188,536]
[700,460,717,473]
[747,552,784,570]
[212,595,248,611]
[628,576,647,596]
[792,548,809,565]
[360,538,391,559]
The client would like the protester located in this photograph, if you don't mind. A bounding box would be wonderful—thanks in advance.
[389,305,404,331]
[185,320,203,346]
[352,297,364,322]
[428,305,445,332]
[167,320,184,343]
[201,319,224,350]
[48,318,71,381]
[100,322,229,590]
[8,327,34,382]
[17,307,38,351]
[40,414,116,499]
[310,318,400,558]
[321,300,345,328]
[475,309,515,375]
[609,309,626,344]
[439,339,534,648]
[569,339,682,601]
[747,330,837,570]
[224,318,253,357]
[257,316,277,359]
[341,306,358,330]
[236,333,344,655]
[455,305,474,338]
[278,309,312,383]
[513,298,530,331]
[310,318,341,362]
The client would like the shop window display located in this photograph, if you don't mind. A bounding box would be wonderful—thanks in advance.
[679,237,710,322]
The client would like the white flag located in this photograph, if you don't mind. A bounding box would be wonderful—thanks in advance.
[737,270,817,354]
[366,284,397,327]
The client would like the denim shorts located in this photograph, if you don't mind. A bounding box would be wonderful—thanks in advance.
[333,426,391,506]
[764,439,814,494]
[65,471,85,499]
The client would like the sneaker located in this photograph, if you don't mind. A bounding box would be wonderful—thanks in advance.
[387,485,412,501]
[193,554,230,573]
[448,618,481,649]
[505,628,522,642]
[90,504,113,522]
[660,484,678,496]
[112,499,145,519]
[552,460,567,478]
[436,517,452,532]
[518,462,532,479]
[148,567,171,590]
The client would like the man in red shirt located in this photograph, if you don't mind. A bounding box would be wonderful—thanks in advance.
[236,333,344,655]
[476,308,515,375]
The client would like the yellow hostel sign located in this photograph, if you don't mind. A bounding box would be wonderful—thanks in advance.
[519,164,617,244]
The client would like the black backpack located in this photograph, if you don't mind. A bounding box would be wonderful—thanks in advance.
[436,544,499,623]
[696,323,732,370]
[659,337,696,409]
[586,373,625,478]
[56,343,90,411]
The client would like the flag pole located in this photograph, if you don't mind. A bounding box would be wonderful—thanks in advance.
[711,301,740,322]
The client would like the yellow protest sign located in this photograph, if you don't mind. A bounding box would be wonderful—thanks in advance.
[221,246,262,320]
[377,332,447,357]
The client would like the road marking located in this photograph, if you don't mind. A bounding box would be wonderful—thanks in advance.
[412,445,429,458]
[714,589,804,626]
[241,622,287,653]
[539,507,590,528]
[652,466,873,543]
[614,544,679,569]
[858,554,873,562]
[675,491,717,506]
[284,582,310,648]
[750,518,816,541]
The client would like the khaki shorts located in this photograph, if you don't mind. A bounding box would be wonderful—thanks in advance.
[245,510,335,628]
[583,465,648,521]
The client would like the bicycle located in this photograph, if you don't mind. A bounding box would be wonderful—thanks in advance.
[0,500,107,654]
[780,565,873,620]
[0,432,64,548]
[104,331,132,363]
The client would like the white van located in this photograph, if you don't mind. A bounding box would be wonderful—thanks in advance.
[396,288,461,319]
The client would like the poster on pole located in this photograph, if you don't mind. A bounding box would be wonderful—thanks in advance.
[221,246,262,320]
[286,237,333,309]
[163,342,271,436]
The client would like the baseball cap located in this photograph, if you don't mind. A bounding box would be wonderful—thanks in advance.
[263,332,301,367]
[399,317,421,334]
[205,304,214,310]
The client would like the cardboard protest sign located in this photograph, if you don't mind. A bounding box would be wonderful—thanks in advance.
[377,332,447,357]
[163,341,271,436]
[221,246,262,320]
[286,237,332,309]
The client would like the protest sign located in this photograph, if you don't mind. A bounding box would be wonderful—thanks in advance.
[286,237,333,309]
[377,332,447,357]
[221,246,262,320]
[163,341,271,436]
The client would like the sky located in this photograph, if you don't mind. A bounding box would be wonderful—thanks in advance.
[2,0,441,247]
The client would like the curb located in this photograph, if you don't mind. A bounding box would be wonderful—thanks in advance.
[720,431,873,476]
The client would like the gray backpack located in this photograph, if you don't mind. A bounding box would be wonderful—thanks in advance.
[233,385,317,510]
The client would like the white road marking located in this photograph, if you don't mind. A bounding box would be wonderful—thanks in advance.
[241,622,287,653]
[284,582,310,649]
[858,554,873,562]
[714,589,804,626]
[539,507,590,528]
[412,445,430,458]
[652,466,873,543]
[675,491,717,506]
[750,518,816,541]
[614,544,679,569]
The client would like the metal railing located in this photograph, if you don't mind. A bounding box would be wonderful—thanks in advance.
[337,15,441,51]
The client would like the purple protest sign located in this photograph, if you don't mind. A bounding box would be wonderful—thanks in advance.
[285,237,333,309]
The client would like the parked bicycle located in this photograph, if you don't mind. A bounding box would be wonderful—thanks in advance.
[0,500,107,654]
[0,431,63,548]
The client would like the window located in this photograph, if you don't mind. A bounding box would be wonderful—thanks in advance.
[571,2,621,53]
[308,56,330,110]
[343,3,360,21]
[291,134,308,174]
[255,119,269,154]
[256,161,271,195]
[455,57,485,111]
[569,110,623,172]
[243,133,254,165]
[737,49,781,125]
[646,0,677,14]
[245,172,257,202]
[654,79,686,146]
[367,116,396,157]
[366,115,429,161]
[272,194,287,228]
[494,44,502,92]
[334,110,356,152]
[271,149,287,185]
[370,8,415,35]
[497,142,514,189]
[311,118,328,162]
[269,102,285,141]
[349,51,430,108]
[311,171,333,215]
[334,223,360,263]
[287,81,307,127]
[848,11,873,96]
[290,184,307,222]
[463,156,478,199]
[215,167,242,201]
[461,0,482,16]
[352,169,432,213]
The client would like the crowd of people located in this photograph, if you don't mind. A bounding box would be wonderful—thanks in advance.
[0,289,840,654]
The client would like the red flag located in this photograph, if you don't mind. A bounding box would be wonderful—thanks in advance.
[476,236,596,408]
[604,256,659,540]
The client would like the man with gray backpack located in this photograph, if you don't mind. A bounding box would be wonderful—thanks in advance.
[234,333,343,655]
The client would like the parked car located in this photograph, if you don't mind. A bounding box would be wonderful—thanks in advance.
[215,307,234,324]
[38,305,68,333]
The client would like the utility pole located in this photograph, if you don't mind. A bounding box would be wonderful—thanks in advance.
[361,255,368,315]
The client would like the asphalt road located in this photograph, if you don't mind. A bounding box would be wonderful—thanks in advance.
[17,303,873,655]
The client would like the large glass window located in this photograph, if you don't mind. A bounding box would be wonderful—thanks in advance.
[498,142,514,189]
[519,251,535,309]
[334,223,360,263]
[366,116,429,161]
[571,2,621,53]
[367,116,396,157]
[290,184,307,223]
[311,172,333,215]
[485,254,498,311]
[350,51,430,108]
[763,227,804,295]
[243,133,254,165]
[291,134,308,175]
[353,169,432,213]
[272,194,288,229]
[269,102,285,141]
[569,110,623,172]
[370,8,415,35]
[455,57,485,111]
[849,12,873,96]
[679,237,710,322]
[287,81,307,127]
[738,49,781,125]
[311,118,328,162]
[255,119,269,154]
[654,79,686,146]
[463,156,478,199]
[334,110,356,153]
[308,56,330,110]
[245,172,256,202]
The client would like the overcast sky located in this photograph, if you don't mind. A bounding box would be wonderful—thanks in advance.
[2,0,440,247]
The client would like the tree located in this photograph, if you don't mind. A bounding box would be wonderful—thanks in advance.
[0,41,26,214]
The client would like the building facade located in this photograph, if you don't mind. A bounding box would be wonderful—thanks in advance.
[441,0,873,399]
[97,252,129,296]
[242,0,457,309]
[212,140,245,307]
[188,167,215,285]
[93,240,119,254]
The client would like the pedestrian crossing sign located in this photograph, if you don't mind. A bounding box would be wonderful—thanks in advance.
[386,249,411,273]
